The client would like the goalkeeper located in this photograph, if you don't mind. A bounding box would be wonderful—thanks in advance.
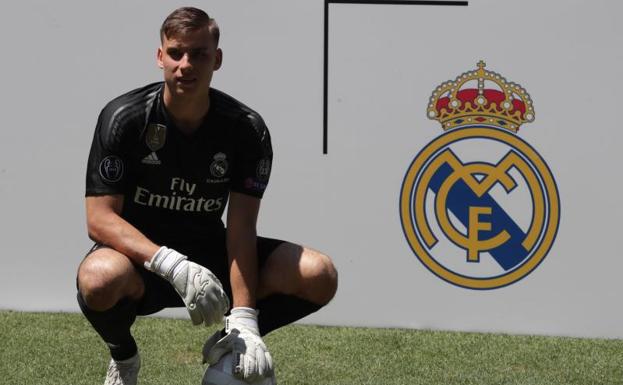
[76,7,338,385]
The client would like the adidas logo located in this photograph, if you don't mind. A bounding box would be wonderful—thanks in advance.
[142,152,161,165]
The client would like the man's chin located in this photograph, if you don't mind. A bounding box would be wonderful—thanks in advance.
[173,84,201,97]
[165,80,208,100]
[177,82,197,90]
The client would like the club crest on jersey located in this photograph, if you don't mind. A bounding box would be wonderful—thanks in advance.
[399,61,560,290]
[99,155,124,183]
[146,123,167,152]
[210,152,229,178]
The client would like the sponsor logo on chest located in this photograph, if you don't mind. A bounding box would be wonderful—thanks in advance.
[133,176,224,213]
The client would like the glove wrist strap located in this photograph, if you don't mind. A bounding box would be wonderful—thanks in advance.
[228,307,259,333]
[145,246,187,279]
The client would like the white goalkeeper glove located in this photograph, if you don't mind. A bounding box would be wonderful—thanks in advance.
[203,307,274,382]
[145,246,230,326]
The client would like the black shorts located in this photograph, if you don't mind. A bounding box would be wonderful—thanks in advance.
[81,236,285,315]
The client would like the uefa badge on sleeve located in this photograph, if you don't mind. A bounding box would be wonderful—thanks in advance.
[399,61,560,289]
[256,158,272,182]
[99,155,124,184]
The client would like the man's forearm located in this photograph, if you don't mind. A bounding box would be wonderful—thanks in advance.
[87,209,159,264]
[227,231,259,309]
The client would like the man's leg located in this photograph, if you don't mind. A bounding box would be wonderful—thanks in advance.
[77,246,145,360]
[256,241,338,335]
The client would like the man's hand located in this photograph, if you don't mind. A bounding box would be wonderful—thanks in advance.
[203,307,274,382]
[145,247,230,326]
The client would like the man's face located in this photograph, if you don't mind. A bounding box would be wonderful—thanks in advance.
[157,26,222,98]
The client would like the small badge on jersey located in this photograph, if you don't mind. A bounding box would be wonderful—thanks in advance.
[210,153,229,178]
[256,158,272,182]
[244,177,267,193]
[99,156,124,183]
[146,123,167,152]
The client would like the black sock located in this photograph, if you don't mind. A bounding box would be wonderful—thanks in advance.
[256,294,323,336]
[77,292,138,361]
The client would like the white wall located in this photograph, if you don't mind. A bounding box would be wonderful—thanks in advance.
[1,0,621,339]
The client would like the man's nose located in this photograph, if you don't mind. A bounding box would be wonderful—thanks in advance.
[179,53,193,70]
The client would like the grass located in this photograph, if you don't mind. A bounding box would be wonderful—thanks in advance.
[0,311,621,385]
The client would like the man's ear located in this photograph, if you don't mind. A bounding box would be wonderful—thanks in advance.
[214,48,223,71]
[157,46,164,69]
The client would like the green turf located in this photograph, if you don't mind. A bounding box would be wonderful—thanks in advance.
[0,311,621,385]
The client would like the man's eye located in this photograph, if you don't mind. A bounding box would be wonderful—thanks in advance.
[168,50,183,60]
[190,50,208,60]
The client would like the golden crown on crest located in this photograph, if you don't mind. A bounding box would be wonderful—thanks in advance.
[427,61,535,132]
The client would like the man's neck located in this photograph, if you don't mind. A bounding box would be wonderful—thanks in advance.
[163,86,210,135]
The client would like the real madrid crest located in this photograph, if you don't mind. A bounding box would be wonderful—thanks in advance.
[210,152,229,178]
[399,61,560,289]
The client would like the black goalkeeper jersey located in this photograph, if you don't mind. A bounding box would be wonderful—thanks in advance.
[86,82,273,245]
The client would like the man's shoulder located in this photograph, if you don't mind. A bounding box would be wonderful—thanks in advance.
[100,82,163,126]
[94,82,162,147]
[210,88,268,136]
[210,88,264,123]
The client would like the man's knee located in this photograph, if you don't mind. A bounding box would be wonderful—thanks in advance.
[259,243,337,304]
[77,249,143,311]
[301,249,338,305]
